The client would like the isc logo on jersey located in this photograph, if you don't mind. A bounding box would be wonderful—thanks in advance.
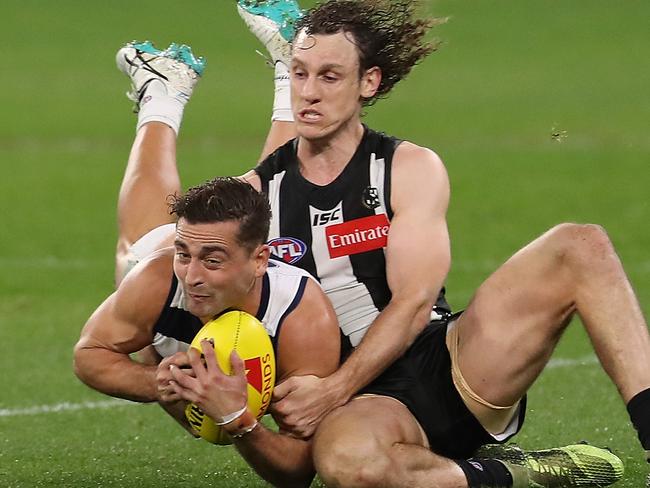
[312,208,341,226]
[268,237,307,264]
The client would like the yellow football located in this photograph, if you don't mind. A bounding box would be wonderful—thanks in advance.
[184,310,275,445]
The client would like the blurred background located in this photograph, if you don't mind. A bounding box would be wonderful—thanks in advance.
[1,1,648,486]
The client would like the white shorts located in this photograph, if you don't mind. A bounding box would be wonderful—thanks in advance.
[123,223,176,276]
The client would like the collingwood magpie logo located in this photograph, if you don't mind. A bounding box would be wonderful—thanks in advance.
[362,186,380,209]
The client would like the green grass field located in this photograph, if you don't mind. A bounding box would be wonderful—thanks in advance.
[1,1,649,486]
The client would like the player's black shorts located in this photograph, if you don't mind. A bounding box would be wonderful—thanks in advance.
[360,315,526,459]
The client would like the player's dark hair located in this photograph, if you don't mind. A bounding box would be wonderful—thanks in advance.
[169,177,271,252]
[296,0,445,106]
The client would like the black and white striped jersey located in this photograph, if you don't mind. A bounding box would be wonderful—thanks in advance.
[151,260,312,358]
[255,126,450,355]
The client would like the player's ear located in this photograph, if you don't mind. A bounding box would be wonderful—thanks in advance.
[360,66,381,99]
[253,244,270,277]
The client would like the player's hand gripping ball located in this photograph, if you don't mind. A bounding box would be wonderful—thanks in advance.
[184,310,275,445]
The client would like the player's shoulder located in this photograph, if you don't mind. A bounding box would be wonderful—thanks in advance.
[269,261,331,323]
[266,258,313,280]
[274,273,340,379]
[391,140,449,210]
[394,139,445,171]
[265,261,331,327]
[253,137,297,181]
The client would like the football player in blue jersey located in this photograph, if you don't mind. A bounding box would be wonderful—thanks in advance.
[74,176,341,487]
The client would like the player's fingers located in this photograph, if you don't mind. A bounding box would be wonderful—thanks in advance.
[169,363,198,391]
[272,377,296,402]
[230,350,245,378]
[201,339,225,376]
[187,345,208,380]
[168,351,191,368]
[158,389,183,403]
[168,379,198,404]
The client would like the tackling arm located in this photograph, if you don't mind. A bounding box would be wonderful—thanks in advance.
[272,143,451,436]
[326,143,451,397]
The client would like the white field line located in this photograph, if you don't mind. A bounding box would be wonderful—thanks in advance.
[547,354,598,369]
[0,399,137,418]
[0,256,104,270]
[0,355,599,418]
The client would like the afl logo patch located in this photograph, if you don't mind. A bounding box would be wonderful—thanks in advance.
[268,237,307,264]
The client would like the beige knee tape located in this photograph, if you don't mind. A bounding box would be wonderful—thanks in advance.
[446,322,520,436]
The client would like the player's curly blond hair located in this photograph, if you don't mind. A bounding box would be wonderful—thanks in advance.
[296,0,445,106]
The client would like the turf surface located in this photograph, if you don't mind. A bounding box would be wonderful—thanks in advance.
[1,0,648,486]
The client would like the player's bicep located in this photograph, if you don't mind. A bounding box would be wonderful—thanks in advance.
[275,279,340,381]
[77,262,170,356]
[77,292,153,356]
[386,209,450,296]
[386,145,451,299]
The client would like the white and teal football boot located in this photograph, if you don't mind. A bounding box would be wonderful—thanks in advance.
[237,0,303,66]
[116,40,206,111]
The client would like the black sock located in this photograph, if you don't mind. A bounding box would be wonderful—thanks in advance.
[627,388,650,451]
[455,458,513,487]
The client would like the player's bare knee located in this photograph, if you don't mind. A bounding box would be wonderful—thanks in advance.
[314,434,389,488]
[547,223,614,270]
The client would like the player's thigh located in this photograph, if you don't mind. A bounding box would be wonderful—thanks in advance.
[455,225,582,406]
[313,395,426,471]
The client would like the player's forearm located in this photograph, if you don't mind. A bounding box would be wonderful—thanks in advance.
[73,346,158,402]
[234,423,315,488]
[158,400,198,437]
[331,295,434,400]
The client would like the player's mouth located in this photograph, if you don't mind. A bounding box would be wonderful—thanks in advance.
[297,108,322,123]
[188,292,211,303]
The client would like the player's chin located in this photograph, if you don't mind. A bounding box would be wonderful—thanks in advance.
[296,120,332,138]
[186,300,217,319]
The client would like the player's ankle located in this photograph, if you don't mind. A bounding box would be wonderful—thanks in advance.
[136,96,185,135]
[455,458,513,487]
[627,387,650,460]
[272,61,293,122]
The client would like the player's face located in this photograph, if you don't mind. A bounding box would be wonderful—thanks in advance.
[173,219,267,321]
[290,30,380,141]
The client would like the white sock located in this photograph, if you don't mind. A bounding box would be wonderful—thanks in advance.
[136,79,186,135]
[272,62,293,122]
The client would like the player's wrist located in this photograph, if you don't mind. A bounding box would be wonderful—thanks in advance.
[222,409,259,438]
[214,404,248,426]
[326,371,354,407]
